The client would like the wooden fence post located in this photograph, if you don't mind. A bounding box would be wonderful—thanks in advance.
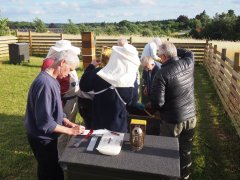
[231,52,240,108]
[129,37,132,44]
[214,45,217,54]
[15,29,18,37]
[233,52,240,72]
[81,32,96,70]
[204,39,209,62]
[219,48,226,81]
[222,48,227,61]
[60,33,63,40]
[28,30,32,56]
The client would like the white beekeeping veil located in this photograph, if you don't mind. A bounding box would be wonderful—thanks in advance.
[97,44,140,87]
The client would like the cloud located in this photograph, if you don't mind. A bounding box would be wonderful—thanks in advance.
[1,0,240,23]
[215,0,225,5]
[232,0,240,4]
[91,0,109,5]
[95,11,106,18]
[139,0,156,5]
[90,0,155,9]
[122,12,135,17]
[29,9,45,15]
[9,0,28,3]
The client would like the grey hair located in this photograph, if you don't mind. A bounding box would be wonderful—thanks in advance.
[158,41,177,59]
[141,56,154,66]
[117,38,128,46]
[54,50,80,69]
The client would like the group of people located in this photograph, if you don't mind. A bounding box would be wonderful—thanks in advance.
[24,37,196,180]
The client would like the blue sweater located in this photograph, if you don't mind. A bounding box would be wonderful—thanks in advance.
[80,64,134,132]
[24,71,65,140]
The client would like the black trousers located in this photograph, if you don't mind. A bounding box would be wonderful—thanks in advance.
[27,135,64,180]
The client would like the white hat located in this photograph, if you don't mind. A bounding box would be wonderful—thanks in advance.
[153,37,162,48]
[97,44,140,87]
[46,40,81,58]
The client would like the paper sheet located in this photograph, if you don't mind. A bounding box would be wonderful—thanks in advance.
[96,131,124,156]
[82,129,109,136]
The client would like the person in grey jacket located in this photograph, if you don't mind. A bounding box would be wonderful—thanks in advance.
[147,41,196,180]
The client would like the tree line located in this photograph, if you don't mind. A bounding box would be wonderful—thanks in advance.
[0,9,239,41]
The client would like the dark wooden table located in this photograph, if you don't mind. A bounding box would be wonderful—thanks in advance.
[59,133,180,180]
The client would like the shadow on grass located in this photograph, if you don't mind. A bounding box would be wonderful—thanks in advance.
[0,113,36,179]
[0,59,10,64]
[0,59,41,69]
[192,63,240,179]
[21,62,41,69]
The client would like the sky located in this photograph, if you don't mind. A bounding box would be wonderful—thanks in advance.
[0,0,240,23]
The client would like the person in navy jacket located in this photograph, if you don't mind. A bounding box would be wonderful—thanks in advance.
[80,44,140,132]
[24,50,85,180]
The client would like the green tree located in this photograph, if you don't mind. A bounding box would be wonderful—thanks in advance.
[119,26,130,35]
[202,10,237,40]
[127,23,139,34]
[8,21,34,29]
[118,20,139,35]
[0,18,10,36]
[234,16,240,39]
[190,19,203,38]
[79,24,90,33]
[64,19,79,34]
[177,15,189,29]
[104,25,117,35]
[48,23,56,28]
[141,29,153,36]
[195,10,211,28]
[119,20,131,27]
[33,18,47,33]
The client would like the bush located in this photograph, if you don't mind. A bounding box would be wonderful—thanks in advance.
[0,18,10,36]
[33,18,47,33]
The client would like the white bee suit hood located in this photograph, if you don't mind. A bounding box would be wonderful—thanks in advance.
[97,44,140,87]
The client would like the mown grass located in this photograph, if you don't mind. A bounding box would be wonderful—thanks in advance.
[0,57,42,180]
[0,58,239,179]
[192,63,240,179]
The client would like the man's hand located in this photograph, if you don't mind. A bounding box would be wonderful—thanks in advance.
[91,59,101,67]
[53,124,85,136]
[63,118,79,128]
[68,125,85,136]
[145,102,158,115]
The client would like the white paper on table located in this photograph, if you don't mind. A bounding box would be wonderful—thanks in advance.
[96,131,124,156]
[82,129,109,136]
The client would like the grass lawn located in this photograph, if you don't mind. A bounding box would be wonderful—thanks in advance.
[192,63,240,179]
[0,57,239,179]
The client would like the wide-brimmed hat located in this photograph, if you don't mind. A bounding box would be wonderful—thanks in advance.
[97,44,140,87]
[46,40,81,58]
